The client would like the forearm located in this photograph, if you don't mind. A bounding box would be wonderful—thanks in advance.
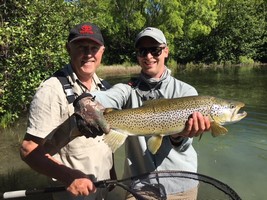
[20,141,86,186]
[43,115,81,156]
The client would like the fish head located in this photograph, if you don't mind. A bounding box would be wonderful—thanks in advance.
[210,98,247,125]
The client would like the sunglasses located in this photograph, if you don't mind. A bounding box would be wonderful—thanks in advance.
[136,46,165,57]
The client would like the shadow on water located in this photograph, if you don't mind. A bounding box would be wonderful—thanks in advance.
[0,65,267,199]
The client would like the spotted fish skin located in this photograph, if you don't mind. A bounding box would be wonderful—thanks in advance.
[103,96,247,154]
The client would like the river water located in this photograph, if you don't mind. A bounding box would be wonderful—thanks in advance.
[0,65,266,200]
[112,65,267,200]
[176,66,267,200]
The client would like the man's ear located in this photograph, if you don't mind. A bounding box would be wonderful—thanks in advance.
[164,46,169,58]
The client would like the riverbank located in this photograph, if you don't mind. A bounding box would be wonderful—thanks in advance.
[97,62,267,78]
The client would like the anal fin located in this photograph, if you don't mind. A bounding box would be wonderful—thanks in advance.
[147,135,163,154]
[211,122,228,137]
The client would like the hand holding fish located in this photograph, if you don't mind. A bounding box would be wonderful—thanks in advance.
[174,112,211,138]
[73,93,110,138]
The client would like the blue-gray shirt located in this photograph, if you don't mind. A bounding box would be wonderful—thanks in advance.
[92,68,198,194]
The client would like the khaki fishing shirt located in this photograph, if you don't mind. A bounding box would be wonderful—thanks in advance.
[92,67,198,194]
[26,64,113,182]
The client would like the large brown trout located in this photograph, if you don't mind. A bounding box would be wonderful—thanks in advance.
[102,96,247,154]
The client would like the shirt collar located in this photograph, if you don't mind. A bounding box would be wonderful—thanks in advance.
[67,64,103,91]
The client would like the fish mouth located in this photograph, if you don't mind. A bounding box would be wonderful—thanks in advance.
[231,103,247,122]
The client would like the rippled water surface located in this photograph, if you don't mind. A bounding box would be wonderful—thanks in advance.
[179,66,267,200]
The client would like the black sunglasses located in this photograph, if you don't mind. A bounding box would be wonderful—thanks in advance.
[136,46,165,57]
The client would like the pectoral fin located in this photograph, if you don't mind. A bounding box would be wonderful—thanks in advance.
[103,129,128,153]
[210,122,228,137]
[147,135,163,154]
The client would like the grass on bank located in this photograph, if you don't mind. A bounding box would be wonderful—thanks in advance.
[97,61,266,78]
[97,64,140,78]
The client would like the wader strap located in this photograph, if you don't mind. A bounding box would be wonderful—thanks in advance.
[54,69,111,104]
[53,70,76,104]
[98,79,112,90]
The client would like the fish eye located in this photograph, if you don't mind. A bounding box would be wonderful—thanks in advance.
[230,104,235,109]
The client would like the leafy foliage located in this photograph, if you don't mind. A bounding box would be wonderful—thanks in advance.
[0,0,266,127]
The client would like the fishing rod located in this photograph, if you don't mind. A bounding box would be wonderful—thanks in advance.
[0,170,242,200]
[0,172,150,200]
[0,180,147,200]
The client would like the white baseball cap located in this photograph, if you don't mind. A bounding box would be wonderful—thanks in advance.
[135,27,167,47]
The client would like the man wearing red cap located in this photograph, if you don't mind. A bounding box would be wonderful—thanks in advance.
[20,22,115,200]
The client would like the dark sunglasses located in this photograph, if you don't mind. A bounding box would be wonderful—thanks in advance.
[136,46,165,57]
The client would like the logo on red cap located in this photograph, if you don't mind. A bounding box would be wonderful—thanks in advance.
[80,25,94,34]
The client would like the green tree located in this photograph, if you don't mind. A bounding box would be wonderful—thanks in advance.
[0,0,70,126]
[104,0,219,64]
[0,0,113,126]
[101,0,146,64]
[198,0,266,63]
[173,0,218,63]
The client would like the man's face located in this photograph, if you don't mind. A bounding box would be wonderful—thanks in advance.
[136,37,168,78]
[67,40,104,80]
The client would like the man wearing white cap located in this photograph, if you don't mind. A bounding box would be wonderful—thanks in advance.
[73,27,211,199]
